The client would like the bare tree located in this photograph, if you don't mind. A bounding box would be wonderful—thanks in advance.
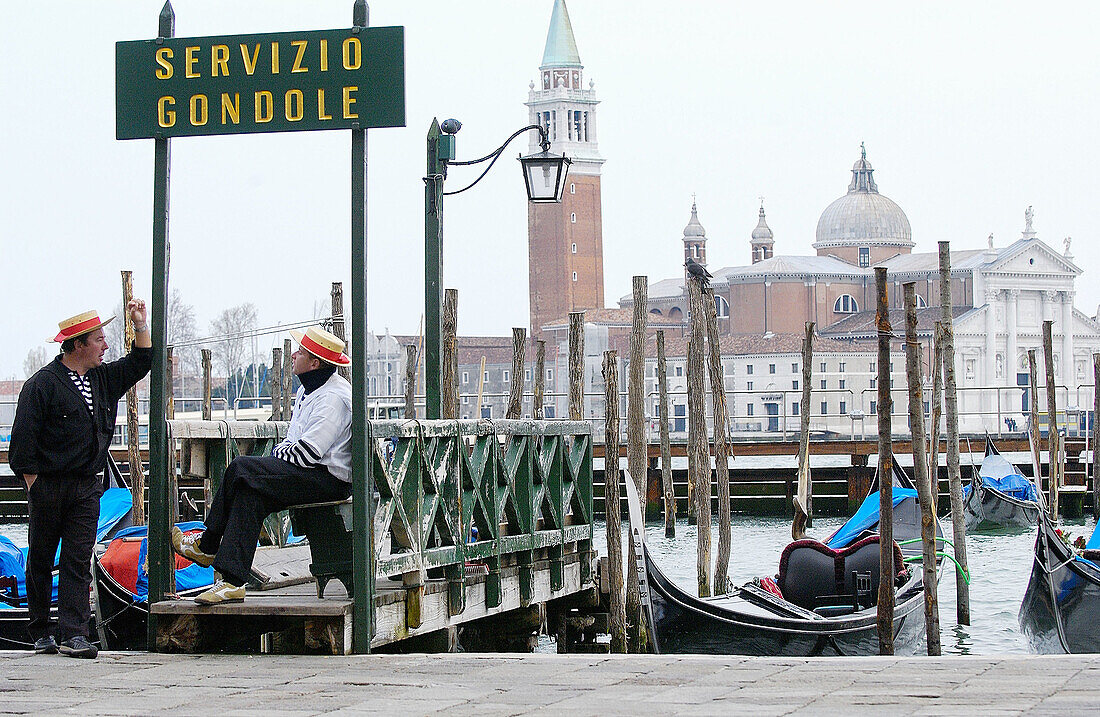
[209,303,258,402]
[23,346,50,378]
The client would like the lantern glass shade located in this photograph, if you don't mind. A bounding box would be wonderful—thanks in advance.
[519,151,572,203]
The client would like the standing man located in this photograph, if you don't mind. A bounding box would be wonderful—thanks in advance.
[10,301,152,658]
[171,326,352,605]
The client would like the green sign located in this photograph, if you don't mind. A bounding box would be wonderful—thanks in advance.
[116,27,404,139]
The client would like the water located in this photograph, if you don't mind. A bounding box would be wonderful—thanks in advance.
[3,514,1095,655]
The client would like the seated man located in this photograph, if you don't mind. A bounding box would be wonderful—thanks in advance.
[171,326,353,604]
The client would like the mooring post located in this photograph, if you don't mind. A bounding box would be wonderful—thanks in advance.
[404,344,417,419]
[569,312,584,421]
[507,327,526,420]
[534,340,545,419]
[686,275,711,597]
[703,286,732,595]
[442,290,459,420]
[904,283,941,656]
[121,270,146,526]
[874,267,895,655]
[1093,353,1100,519]
[938,241,970,625]
[330,282,350,381]
[145,0,175,651]
[270,347,282,420]
[792,322,815,539]
[1043,320,1060,518]
[424,117,445,421]
[626,276,648,650]
[656,331,675,538]
[282,338,293,419]
[1028,350,1043,483]
[929,323,944,513]
[201,349,212,421]
[602,351,627,653]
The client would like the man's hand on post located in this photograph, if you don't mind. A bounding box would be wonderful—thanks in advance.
[128,299,151,348]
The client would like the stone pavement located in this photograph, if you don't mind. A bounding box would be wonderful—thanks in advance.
[1,651,1098,716]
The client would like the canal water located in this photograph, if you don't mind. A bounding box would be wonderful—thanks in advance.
[2,514,1095,655]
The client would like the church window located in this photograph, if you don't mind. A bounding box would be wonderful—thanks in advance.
[915,294,927,308]
[649,308,662,316]
[572,272,578,282]
[573,111,583,140]
[570,213,576,223]
[550,110,557,140]
[859,247,870,267]
[834,294,859,314]
[570,183,575,194]
[714,295,729,318]
[583,112,590,140]
[571,243,577,254]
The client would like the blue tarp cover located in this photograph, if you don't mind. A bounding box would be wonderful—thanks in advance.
[110,522,214,600]
[962,454,1039,503]
[1086,521,1099,551]
[827,488,918,550]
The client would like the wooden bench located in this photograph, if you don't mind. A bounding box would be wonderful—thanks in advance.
[288,499,355,599]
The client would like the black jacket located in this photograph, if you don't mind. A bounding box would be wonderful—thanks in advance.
[9,347,152,479]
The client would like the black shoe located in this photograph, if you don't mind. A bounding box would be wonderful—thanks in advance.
[58,636,98,659]
[33,636,58,654]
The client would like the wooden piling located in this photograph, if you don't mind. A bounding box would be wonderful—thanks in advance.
[686,276,711,597]
[793,322,815,540]
[507,328,526,420]
[703,287,732,595]
[1028,350,1043,482]
[442,289,459,420]
[874,267,895,655]
[938,241,971,626]
[282,339,293,419]
[904,283,941,656]
[569,312,584,421]
[1043,320,1060,518]
[201,349,212,421]
[270,347,283,421]
[602,351,627,653]
[405,345,417,419]
[534,340,545,420]
[122,271,146,525]
[656,331,675,538]
[1093,354,1100,519]
[929,323,943,514]
[626,277,647,649]
[330,282,350,381]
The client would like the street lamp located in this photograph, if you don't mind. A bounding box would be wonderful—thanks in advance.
[423,118,571,419]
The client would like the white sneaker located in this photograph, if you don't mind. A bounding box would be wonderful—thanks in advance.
[171,526,215,568]
[194,580,246,605]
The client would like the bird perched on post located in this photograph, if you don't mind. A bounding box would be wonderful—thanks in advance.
[685,257,712,287]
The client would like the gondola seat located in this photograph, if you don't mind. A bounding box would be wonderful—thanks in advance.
[777,536,905,613]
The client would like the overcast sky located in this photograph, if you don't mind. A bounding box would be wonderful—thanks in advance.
[3,1,1099,382]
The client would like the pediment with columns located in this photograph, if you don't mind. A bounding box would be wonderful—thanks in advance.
[983,238,1081,277]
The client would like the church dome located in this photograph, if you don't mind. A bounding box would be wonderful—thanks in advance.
[683,201,706,238]
[752,204,773,242]
[814,147,912,251]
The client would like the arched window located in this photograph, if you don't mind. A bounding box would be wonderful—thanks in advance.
[714,295,730,318]
[834,294,859,314]
[669,307,684,320]
[649,308,663,316]
[915,293,927,308]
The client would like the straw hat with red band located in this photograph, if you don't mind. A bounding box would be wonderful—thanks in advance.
[289,326,351,367]
[52,310,115,343]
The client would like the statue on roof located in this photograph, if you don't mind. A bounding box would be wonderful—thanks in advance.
[988,233,994,250]
[1064,236,1073,256]
[1025,205,1034,234]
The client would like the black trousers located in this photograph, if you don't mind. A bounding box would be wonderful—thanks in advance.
[26,474,101,641]
[199,456,350,586]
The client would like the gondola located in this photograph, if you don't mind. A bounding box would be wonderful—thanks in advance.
[626,464,945,656]
[92,522,214,651]
[1017,500,1100,653]
[962,438,1040,531]
[0,458,134,650]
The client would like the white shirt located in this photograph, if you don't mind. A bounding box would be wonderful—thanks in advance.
[270,372,353,482]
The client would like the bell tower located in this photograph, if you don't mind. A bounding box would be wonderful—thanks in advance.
[527,0,605,337]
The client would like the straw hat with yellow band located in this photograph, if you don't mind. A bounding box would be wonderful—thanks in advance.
[52,310,115,343]
[289,326,352,367]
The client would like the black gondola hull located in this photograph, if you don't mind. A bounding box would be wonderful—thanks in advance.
[963,482,1040,531]
[1018,518,1100,654]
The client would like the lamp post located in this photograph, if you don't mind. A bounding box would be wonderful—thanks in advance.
[423,118,570,419]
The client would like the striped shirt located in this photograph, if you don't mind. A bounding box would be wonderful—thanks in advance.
[68,369,94,415]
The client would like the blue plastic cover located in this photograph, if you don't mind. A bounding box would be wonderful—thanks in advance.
[964,454,1039,503]
[96,488,134,542]
[107,522,214,601]
[827,488,918,550]
[1087,520,1099,551]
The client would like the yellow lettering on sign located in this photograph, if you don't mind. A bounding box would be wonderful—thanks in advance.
[342,38,361,70]
[190,94,208,126]
[221,93,240,124]
[255,91,274,123]
[211,45,230,77]
[157,96,176,127]
[343,86,358,119]
[155,48,174,79]
[185,46,200,78]
[320,40,329,71]
[317,89,332,120]
[271,42,280,74]
[291,40,308,73]
[285,90,304,121]
[240,44,260,75]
